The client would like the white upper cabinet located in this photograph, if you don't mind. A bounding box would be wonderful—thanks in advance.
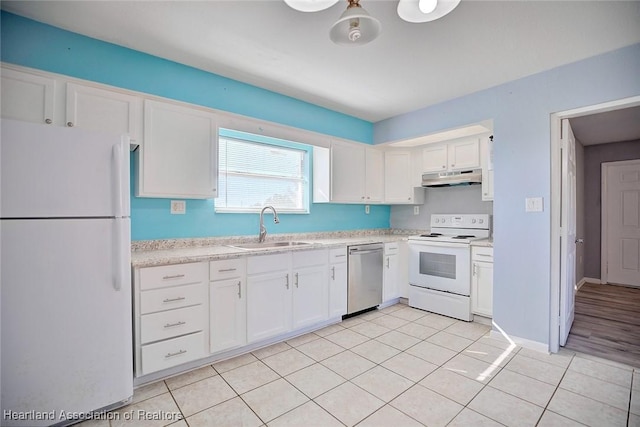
[421,144,448,173]
[137,99,218,199]
[384,151,424,204]
[448,138,480,171]
[365,148,384,203]
[422,138,481,173]
[331,141,383,203]
[65,83,142,143]
[481,136,494,201]
[1,68,56,125]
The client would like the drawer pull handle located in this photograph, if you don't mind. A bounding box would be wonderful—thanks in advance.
[331,266,335,280]
[164,321,186,328]
[218,268,237,272]
[165,349,187,358]
[295,272,299,288]
[237,281,241,299]
[285,274,289,290]
[476,254,492,257]
[163,274,186,280]
[334,254,346,258]
[163,296,186,303]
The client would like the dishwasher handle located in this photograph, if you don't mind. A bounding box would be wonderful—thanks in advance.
[349,249,383,256]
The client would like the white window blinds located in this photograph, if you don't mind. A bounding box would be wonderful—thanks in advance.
[216,132,309,213]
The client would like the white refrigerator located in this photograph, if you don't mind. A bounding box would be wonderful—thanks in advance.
[1,119,133,426]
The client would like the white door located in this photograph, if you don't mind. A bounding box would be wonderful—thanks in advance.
[365,148,384,202]
[559,119,577,346]
[329,262,347,317]
[604,159,640,287]
[210,278,247,353]
[292,266,328,329]
[246,272,292,343]
[1,68,56,125]
[331,142,365,202]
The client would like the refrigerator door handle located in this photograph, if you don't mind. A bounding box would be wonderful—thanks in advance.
[114,219,128,291]
[113,142,124,218]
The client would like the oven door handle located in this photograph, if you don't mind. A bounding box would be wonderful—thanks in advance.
[349,249,382,256]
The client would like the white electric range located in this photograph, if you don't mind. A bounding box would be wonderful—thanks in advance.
[408,214,491,321]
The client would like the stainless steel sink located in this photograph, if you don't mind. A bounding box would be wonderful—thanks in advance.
[227,241,312,250]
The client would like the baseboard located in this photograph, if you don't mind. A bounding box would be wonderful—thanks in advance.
[577,277,603,289]
[489,330,549,354]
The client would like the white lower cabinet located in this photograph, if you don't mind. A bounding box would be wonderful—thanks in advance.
[292,251,329,329]
[246,250,329,343]
[383,242,400,303]
[210,258,247,354]
[247,253,292,343]
[134,262,209,377]
[471,246,494,317]
[329,248,348,317]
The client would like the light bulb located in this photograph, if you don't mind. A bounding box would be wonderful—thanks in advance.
[418,0,438,14]
[348,18,361,42]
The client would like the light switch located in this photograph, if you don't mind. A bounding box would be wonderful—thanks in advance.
[365,205,370,214]
[525,197,543,212]
[171,200,186,214]
[414,206,420,215]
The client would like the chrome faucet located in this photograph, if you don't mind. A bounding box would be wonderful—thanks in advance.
[259,205,279,243]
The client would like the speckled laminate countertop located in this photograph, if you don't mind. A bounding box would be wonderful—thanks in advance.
[131,229,422,268]
[471,238,494,248]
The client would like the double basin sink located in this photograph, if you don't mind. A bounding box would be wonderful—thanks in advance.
[226,241,312,250]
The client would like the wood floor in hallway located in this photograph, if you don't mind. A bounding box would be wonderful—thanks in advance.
[564,282,640,368]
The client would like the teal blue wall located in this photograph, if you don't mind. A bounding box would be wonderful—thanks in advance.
[1,12,390,240]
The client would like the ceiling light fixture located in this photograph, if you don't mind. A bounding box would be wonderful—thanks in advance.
[284,0,461,46]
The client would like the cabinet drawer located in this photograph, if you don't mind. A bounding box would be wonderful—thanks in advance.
[210,258,246,281]
[292,249,327,268]
[139,262,208,291]
[141,305,204,344]
[472,246,494,262]
[385,242,400,255]
[247,253,290,275]
[141,331,205,375]
[328,247,347,263]
[140,283,206,315]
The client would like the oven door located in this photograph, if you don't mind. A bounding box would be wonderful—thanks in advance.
[408,240,471,295]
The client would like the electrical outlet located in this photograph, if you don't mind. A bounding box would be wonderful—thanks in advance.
[170,200,186,214]
[525,197,543,212]
[365,205,370,214]
[414,206,420,215]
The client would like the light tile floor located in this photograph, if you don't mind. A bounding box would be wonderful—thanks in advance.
[82,303,640,427]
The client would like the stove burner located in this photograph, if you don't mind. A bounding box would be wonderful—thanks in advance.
[452,235,476,239]
[420,233,442,238]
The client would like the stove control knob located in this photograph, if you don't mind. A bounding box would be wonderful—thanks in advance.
[472,219,476,224]
[479,219,484,224]
[435,219,440,223]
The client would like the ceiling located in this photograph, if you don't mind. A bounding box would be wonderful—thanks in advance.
[2,1,640,123]
[570,106,640,146]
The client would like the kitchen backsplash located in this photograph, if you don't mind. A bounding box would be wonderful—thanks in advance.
[390,185,493,230]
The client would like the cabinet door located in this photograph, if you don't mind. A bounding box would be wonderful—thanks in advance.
[210,278,247,354]
[481,137,494,201]
[246,271,291,343]
[65,83,141,142]
[138,99,218,199]
[421,144,448,172]
[448,139,480,170]
[384,151,412,203]
[329,262,347,318]
[292,265,328,330]
[383,254,400,302]
[365,148,384,203]
[331,142,365,202]
[1,68,55,125]
[471,261,493,317]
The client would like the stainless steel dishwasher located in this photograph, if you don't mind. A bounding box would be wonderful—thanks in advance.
[347,243,384,315]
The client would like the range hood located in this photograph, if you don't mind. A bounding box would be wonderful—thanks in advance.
[422,169,482,187]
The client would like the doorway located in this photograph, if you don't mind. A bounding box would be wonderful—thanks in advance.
[550,96,640,355]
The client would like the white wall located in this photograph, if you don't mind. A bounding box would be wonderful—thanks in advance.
[374,43,640,348]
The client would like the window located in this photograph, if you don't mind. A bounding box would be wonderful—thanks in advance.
[216,129,310,213]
